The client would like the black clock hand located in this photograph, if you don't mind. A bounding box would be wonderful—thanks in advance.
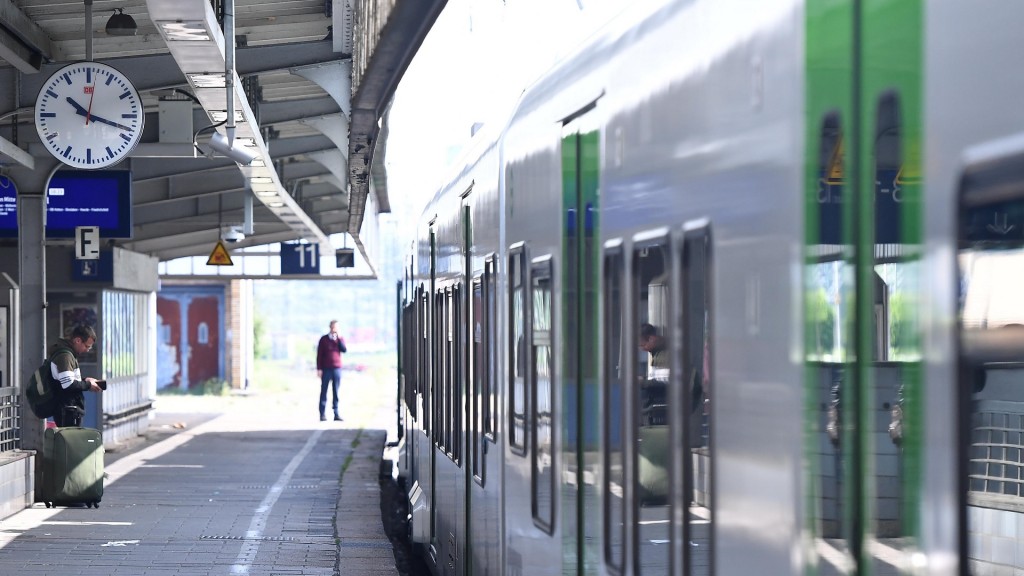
[85,113,132,132]
[66,97,132,131]
[65,96,88,116]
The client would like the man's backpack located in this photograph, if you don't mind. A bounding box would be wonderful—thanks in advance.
[24,345,73,419]
[25,359,58,419]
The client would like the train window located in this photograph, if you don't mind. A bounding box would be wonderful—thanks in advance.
[868,91,922,573]
[957,144,1024,573]
[509,244,528,455]
[681,223,712,576]
[420,288,430,434]
[403,302,417,419]
[531,256,555,533]
[445,286,456,459]
[485,256,497,441]
[631,232,671,575]
[453,285,464,463]
[472,275,485,484]
[437,290,446,450]
[603,244,626,572]
[804,112,855,572]
[436,289,444,446]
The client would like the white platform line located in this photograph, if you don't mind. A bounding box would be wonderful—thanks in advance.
[230,429,324,575]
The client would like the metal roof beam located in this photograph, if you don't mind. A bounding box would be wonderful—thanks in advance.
[126,226,297,260]
[135,194,283,229]
[0,0,60,72]
[347,0,445,243]
[146,227,303,261]
[259,97,340,126]
[4,40,344,115]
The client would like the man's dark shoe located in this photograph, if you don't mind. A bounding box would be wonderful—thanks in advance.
[320,414,327,422]
[334,415,343,421]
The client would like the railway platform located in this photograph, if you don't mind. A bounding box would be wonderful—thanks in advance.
[0,371,402,576]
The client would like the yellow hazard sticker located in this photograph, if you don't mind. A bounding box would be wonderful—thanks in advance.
[207,240,234,266]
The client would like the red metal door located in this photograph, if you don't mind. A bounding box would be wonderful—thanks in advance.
[156,297,182,389]
[187,296,220,388]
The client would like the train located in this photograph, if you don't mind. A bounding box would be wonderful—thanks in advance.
[393,0,1024,574]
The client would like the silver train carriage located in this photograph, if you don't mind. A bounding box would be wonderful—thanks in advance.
[394,0,1024,574]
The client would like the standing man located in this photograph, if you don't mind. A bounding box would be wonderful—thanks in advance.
[316,320,347,422]
[51,324,103,427]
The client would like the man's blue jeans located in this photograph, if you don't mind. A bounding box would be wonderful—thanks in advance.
[319,368,342,417]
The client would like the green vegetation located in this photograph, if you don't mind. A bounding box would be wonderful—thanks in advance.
[253,314,269,359]
[158,377,231,396]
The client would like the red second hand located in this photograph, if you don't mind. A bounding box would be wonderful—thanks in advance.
[85,68,96,125]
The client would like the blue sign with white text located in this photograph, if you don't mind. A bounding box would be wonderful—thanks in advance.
[281,243,320,275]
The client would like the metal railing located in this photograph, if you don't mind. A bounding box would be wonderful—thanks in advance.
[971,400,1024,499]
[0,387,20,453]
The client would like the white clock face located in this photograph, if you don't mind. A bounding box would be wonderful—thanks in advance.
[34,62,144,170]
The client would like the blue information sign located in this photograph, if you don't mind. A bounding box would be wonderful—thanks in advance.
[281,242,320,275]
[0,170,133,238]
[72,250,114,282]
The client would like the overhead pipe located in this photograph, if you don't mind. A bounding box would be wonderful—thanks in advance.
[84,0,93,61]
[224,0,236,145]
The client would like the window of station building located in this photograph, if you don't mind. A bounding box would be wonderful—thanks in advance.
[681,223,713,576]
[531,256,555,532]
[631,232,672,575]
[957,144,1024,571]
[602,244,626,572]
[509,245,528,455]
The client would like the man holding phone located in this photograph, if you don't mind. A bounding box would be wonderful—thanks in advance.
[50,324,103,427]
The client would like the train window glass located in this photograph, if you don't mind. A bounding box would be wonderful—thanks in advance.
[510,245,528,454]
[445,287,455,458]
[804,113,855,570]
[631,234,671,575]
[603,245,626,572]
[420,289,430,434]
[531,256,555,532]
[403,303,417,420]
[869,92,922,572]
[682,224,712,576]
[453,284,463,465]
[957,147,1024,572]
[473,276,485,484]
[485,256,497,441]
[436,290,445,449]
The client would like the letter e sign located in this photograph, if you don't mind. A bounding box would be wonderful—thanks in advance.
[75,226,100,260]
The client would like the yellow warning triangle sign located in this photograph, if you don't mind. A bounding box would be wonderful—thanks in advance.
[207,240,234,266]
[827,137,844,183]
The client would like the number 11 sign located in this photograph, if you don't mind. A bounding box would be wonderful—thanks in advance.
[281,242,319,275]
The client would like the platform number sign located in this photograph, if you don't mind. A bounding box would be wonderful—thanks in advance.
[75,226,100,260]
[281,242,319,275]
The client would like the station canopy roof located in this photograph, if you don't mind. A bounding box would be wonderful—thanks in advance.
[0,0,445,273]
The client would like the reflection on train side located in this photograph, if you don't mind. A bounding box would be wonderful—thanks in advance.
[620,228,712,575]
[959,168,1024,573]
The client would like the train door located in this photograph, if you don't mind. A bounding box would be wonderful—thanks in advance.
[466,197,502,575]
[561,115,601,574]
[804,1,923,574]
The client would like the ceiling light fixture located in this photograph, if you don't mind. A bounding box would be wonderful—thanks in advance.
[106,8,138,36]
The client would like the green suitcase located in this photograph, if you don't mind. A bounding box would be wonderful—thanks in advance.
[42,427,104,508]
